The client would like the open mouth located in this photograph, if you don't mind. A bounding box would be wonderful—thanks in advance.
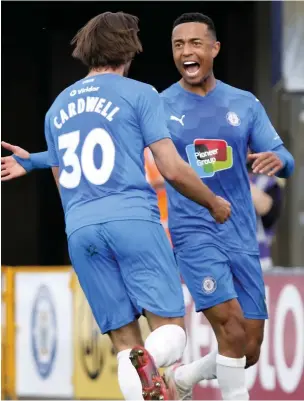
[183,61,200,76]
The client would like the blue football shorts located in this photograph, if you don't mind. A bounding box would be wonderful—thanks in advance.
[68,220,185,333]
[175,244,268,319]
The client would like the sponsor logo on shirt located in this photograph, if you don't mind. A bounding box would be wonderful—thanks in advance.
[186,139,233,178]
[70,86,100,96]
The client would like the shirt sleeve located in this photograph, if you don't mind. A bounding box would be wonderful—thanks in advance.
[248,97,283,152]
[137,86,171,147]
[44,113,59,167]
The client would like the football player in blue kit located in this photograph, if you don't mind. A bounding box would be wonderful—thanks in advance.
[1,11,232,401]
[2,11,294,401]
[162,13,294,401]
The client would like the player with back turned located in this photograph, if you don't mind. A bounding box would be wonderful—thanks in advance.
[1,11,231,401]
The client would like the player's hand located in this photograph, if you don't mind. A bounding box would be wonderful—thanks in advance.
[210,196,231,224]
[247,151,283,176]
[1,141,29,181]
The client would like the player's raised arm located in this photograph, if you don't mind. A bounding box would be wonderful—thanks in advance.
[137,86,230,224]
[25,151,50,170]
[248,97,294,178]
[1,141,29,181]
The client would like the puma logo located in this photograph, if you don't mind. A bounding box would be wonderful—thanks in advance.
[170,115,185,126]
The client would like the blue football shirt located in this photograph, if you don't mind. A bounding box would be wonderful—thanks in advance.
[45,74,170,237]
[161,80,284,254]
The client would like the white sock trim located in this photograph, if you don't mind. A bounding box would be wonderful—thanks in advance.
[117,348,132,361]
[216,354,246,368]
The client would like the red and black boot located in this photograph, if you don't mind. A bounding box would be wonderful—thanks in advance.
[130,346,170,400]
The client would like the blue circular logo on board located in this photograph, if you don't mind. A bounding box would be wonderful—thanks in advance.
[31,285,57,379]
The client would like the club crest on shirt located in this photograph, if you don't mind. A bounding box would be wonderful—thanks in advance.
[186,139,233,178]
[226,111,241,127]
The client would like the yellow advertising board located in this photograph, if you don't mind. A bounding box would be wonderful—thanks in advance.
[72,274,122,399]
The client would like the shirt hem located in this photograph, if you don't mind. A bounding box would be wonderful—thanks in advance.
[173,238,260,256]
[67,217,162,239]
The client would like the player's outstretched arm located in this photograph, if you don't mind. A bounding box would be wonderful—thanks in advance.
[1,141,29,181]
[149,138,231,224]
[1,141,50,181]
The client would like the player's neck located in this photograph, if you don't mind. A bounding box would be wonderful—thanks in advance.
[87,65,125,78]
[180,72,216,97]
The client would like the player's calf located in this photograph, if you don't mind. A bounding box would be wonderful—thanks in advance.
[109,321,147,400]
[244,319,265,368]
[109,320,144,353]
[204,300,249,400]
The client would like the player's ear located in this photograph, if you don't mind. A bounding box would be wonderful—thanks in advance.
[212,41,220,59]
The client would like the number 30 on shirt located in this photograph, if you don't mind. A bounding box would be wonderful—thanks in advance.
[58,128,115,189]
